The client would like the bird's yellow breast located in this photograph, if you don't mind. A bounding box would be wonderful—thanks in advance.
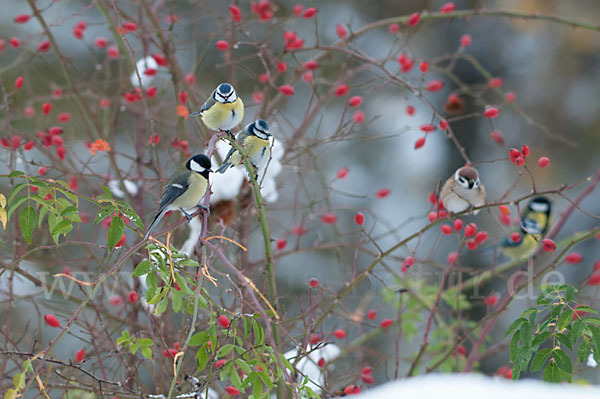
[231,136,270,166]
[202,98,244,131]
[172,173,208,210]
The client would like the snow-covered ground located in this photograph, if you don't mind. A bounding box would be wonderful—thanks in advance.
[354,374,600,399]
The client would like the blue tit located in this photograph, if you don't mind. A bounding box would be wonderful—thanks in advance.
[189,83,244,133]
[216,119,272,173]
[440,166,486,214]
[500,196,552,260]
[144,154,212,240]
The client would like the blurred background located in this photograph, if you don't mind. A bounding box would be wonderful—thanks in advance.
[1,0,599,395]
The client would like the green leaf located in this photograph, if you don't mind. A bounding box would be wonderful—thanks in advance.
[107,215,124,250]
[252,318,264,347]
[94,206,115,226]
[573,306,598,315]
[7,183,27,205]
[565,285,576,303]
[584,317,600,326]
[509,331,521,363]
[155,298,168,314]
[543,361,561,383]
[171,287,183,313]
[50,219,72,236]
[12,372,24,389]
[532,331,552,349]
[141,346,152,359]
[230,366,242,388]
[4,388,18,399]
[530,348,552,372]
[7,196,29,220]
[118,201,144,231]
[553,348,572,373]
[557,333,572,351]
[137,338,153,346]
[132,260,152,277]
[129,342,140,355]
[506,317,528,337]
[558,309,573,330]
[196,347,209,371]
[235,358,252,375]
[572,317,585,342]
[217,344,234,357]
[189,332,208,347]
[577,340,591,363]
[589,325,600,350]
[253,378,263,399]
[7,170,25,178]
[19,206,36,244]
[519,322,533,347]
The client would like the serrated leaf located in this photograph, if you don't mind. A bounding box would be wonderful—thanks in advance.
[558,309,573,330]
[566,285,576,302]
[230,366,242,388]
[510,331,521,363]
[553,348,572,373]
[557,333,572,351]
[531,348,552,372]
[19,206,36,244]
[578,340,591,363]
[520,322,533,347]
[506,317,528,338]
[543,361,561,383]
[107,215,124,250]
[50,219,72,236]
[532,331,552,349]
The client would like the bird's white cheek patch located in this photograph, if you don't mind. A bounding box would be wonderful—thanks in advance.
[190,159,205,173]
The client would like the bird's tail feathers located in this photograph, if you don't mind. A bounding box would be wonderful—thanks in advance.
[144,208,168,241]
[216,162,232,174]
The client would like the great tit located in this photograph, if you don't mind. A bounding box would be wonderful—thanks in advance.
[144,154,212,240]
[500,196,552,260]
[216,119,272,173]
[440,166,486,214]
[189,83,244,133]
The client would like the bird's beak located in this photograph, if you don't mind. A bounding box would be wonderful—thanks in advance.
[209,169,214,173]
[189,111,202,117]
[468,180,475,189]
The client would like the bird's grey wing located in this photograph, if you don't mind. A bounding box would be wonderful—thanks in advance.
[158,171,190,212]
[200,95,216,112]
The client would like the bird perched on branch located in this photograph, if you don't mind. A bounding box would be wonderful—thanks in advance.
[216,119,272,174]
[189,83,244,134]
[500,196,552,260]
[144,154,212,240]
[440,166,486,214]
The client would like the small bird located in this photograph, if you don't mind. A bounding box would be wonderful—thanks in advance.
[216,119,272,173]
[144,154,212,240]
[189,83,244,133]
[500,196,552,260]
[440,166,486,214]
